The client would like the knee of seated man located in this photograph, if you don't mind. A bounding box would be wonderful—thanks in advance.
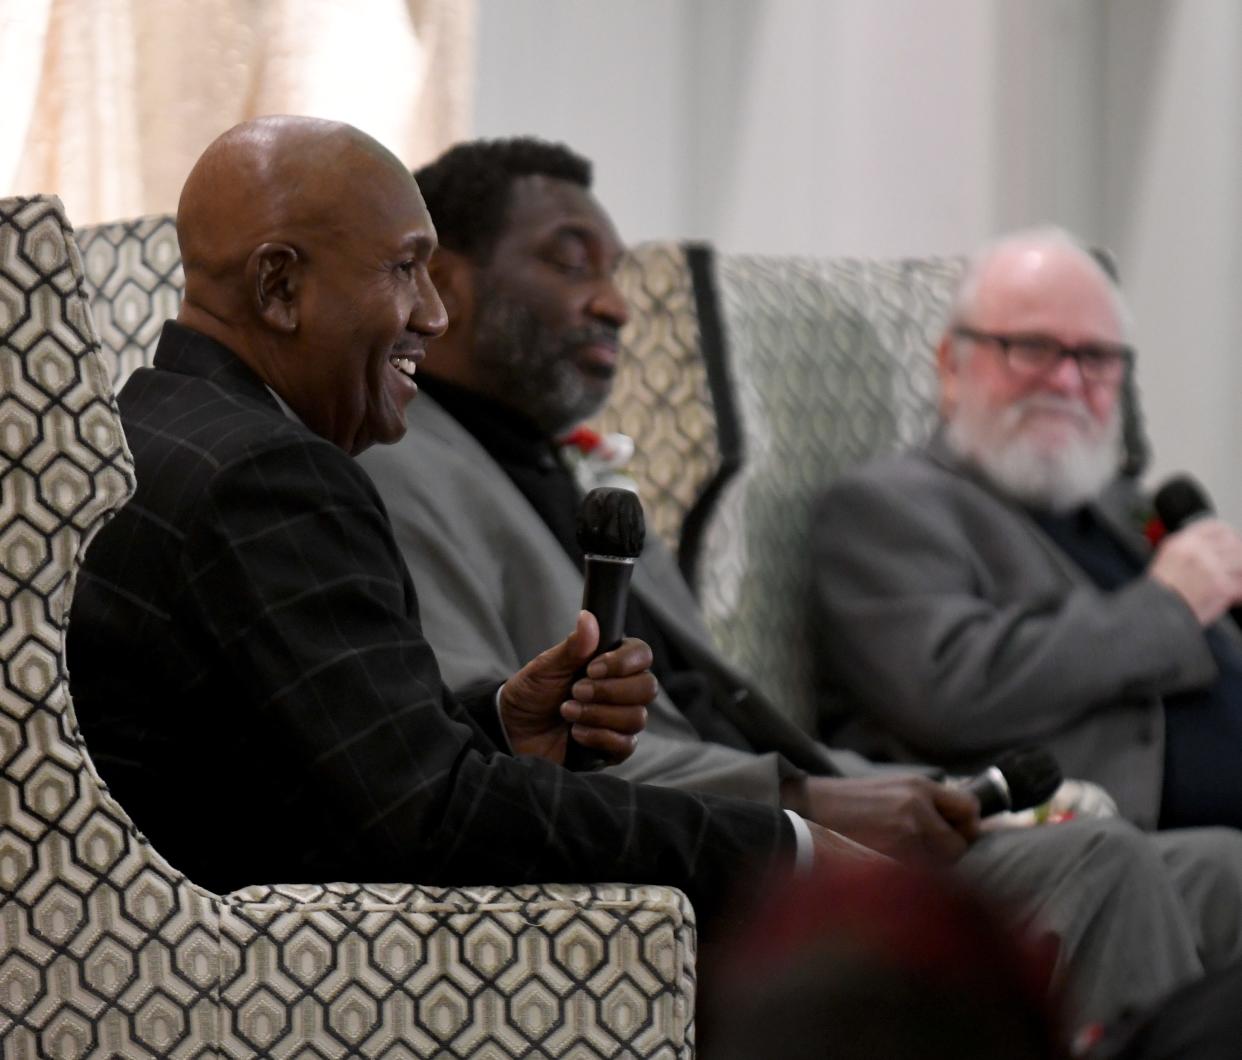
[1002,817,1166,883]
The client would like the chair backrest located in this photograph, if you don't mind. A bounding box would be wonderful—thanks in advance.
[697,253,964,731]
[601,247,961,728]
[0,194,222,1056]
[76,212,182,387]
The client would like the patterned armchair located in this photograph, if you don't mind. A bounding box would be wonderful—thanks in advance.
[0,198,695,1059]
[599,242,1148,734]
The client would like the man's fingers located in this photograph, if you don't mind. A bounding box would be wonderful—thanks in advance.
[564,610,600,667]
[585,636,653,679]
[932,783,982,830]
[568,723,638,759]
[572,672,659,707]
[923,826,970,863]
[562,701,647,734]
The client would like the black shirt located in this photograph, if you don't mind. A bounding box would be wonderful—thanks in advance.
[1032,505,1242,829]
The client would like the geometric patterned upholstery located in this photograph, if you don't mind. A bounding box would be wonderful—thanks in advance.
[698,254,965,731]
[600,247,962,729]
[594,243,722,556]
[76,214,182,389]
[0,196,695,1059]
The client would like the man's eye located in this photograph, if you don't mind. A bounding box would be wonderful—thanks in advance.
[548,255,588,274]
[1079,346,1116,367]
[1012,338,1059,362]
[396,260,417,276]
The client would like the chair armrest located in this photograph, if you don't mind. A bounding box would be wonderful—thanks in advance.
[217,881,697,1058]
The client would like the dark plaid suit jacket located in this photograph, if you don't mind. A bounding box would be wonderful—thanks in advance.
[67,323,789,916]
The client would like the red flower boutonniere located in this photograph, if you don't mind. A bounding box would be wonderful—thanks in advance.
[1142,513,1167,548]
[558,426,639,496]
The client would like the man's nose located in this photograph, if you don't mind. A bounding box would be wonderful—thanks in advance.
[589,276,630,329]
[1043,350,1087,394]
[410,273,449,338]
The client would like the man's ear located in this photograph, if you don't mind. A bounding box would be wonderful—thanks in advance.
[429,248,475,332]
[936,331,959,417]
[247,243,301,333]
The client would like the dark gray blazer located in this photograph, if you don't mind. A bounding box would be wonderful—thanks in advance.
[811,432,1219,828]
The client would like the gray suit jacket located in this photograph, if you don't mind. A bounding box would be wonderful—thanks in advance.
[811,432,1220,828]
[359,395,856,804]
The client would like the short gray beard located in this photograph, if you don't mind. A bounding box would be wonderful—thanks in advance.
[470,280,610,436]
[946,393,1122,512]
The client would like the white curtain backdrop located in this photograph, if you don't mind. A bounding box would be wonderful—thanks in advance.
[1,0,476,224]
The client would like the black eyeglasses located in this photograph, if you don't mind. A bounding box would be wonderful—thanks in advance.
[953,326,1133,384]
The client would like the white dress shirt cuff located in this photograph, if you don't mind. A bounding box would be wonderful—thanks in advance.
[784,809,814,874]
[493,685,516,753]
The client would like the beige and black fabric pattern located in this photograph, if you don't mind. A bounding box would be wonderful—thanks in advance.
[0,195,696,1059]
[691,254,964,731]
[76,214,182,387]
[594,243,723,559]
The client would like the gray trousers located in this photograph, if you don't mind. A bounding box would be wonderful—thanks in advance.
[960,819,1242,1027]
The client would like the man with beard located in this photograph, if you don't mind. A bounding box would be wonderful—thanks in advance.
[358,141,1242,1027]
[813,227,1242,832]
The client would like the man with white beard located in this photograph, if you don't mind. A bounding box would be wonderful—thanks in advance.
[812,226,1242,831]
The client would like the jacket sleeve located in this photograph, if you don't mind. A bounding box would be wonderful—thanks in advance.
[811,464,1217,759]
[182,437,792,918]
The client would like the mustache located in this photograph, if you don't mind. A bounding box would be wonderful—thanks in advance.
[563,323,621,351]
[1003,394,1095,429]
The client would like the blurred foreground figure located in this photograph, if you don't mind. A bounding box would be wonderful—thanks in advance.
[700,861,1066,1060]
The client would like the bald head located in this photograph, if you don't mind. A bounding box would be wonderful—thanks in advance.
[173,115,447,455]
[947,228,1129,344]
[178,116,409,303]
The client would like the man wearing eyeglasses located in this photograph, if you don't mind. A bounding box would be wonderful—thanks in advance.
[812,226,1242,832]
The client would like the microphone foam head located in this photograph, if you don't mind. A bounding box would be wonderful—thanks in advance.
[996,748,1062,812]
[1154,475,1212,532]
[577,486,645,558]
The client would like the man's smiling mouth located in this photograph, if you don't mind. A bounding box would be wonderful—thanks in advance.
[390,354,420,379]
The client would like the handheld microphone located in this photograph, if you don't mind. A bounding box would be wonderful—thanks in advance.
[964,747,1063,818]
[1153,474,1213,533]
[1152,474,1242,631]
[567,486,645,770]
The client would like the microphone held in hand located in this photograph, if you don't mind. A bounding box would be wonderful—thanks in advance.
[964,747,1063,818]
[1152,474,1242,631]
[1154,474,1213,533]
[567,487,646,771]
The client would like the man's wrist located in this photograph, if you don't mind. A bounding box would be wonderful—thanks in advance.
[780,775,810,817]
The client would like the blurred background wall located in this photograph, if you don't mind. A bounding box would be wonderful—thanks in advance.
[3,0,1240,521]
[476,0,1242,524]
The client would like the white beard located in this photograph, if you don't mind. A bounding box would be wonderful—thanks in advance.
[946,393,1122,512]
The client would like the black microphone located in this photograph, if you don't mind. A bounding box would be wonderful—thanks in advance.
[566,486,646,771]
[1153,474,1213,533]
[964,747,1063,818]
[1153,474,1242,634]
